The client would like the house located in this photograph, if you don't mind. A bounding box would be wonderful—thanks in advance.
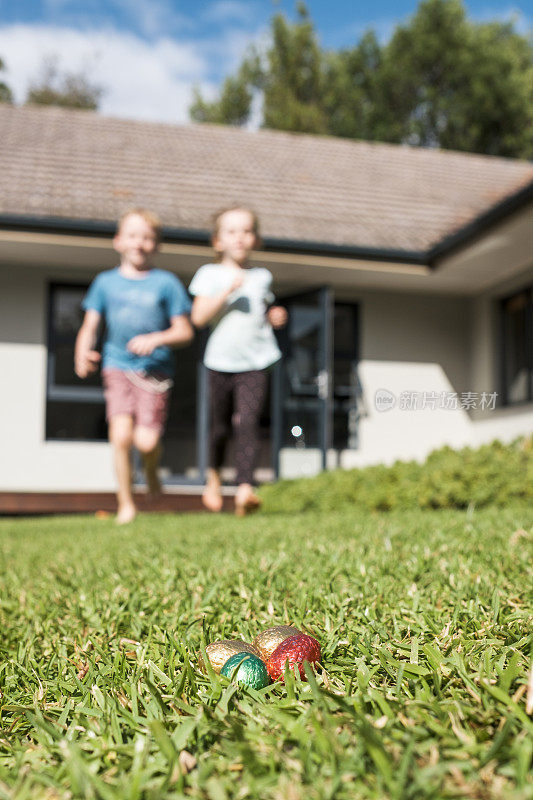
[1,104,532,512]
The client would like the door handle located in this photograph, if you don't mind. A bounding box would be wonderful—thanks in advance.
[317,369,329,400]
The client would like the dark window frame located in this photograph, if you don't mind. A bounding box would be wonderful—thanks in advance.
[46,281,107,442]
[272,291,361,469]
[500,285,533,406]
[331,301,361,451]
[45,281,208,479]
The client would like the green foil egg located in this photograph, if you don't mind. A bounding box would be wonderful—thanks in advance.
[220,652,270,690]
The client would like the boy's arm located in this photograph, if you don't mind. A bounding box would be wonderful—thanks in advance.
[127,315,194,356]
[74,310,102,378]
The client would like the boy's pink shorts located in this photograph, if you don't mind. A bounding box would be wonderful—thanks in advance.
[102,368,171,433]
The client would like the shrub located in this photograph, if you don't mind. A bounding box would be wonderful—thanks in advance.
[260,438,533,513]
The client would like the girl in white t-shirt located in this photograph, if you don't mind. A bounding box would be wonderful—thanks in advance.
[189,206,287,515]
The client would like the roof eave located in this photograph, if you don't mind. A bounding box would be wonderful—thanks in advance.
[3,175,533,268]
[427,178,533,265]
[0,212,428,265]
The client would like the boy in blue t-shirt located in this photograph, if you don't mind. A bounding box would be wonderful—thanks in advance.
[75,208,193,523]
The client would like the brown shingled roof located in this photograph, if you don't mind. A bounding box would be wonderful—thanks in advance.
[1,104,533,253]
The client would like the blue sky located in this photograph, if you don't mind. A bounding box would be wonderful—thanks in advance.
[0,0,531,123]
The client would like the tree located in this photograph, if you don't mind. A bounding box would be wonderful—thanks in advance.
[189,0,533,158]
[260,2,326,134]
[322,31,383,141]
[190,64,254,125]
[374,0,533,157]
[26,56,103,111]
[191,2,327,134]
[0,57,13,103]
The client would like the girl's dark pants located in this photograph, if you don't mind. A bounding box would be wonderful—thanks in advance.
[208,368,268,485]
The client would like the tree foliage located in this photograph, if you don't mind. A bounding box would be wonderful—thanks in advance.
[190,64,254,125]
[261,2,326,134]
[190,0,533,158]
[26,57,103,111]
[0,57,13,103]
[374,0,533,156]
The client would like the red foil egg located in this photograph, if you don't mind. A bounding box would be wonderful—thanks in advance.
[266,634,321,681]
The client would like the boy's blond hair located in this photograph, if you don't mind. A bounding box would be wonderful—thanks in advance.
[117,207,162,242]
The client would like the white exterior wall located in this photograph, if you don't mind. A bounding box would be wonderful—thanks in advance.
[344,291,473,467]
[282,289,533,476]
[339,290,533,469]
[1,266,532,489]
[0,267,115,491]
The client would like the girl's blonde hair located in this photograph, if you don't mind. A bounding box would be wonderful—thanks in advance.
[211,206,261,258]
[117,207,162,242]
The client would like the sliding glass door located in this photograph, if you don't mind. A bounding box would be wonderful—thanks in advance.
[271,287,334,477]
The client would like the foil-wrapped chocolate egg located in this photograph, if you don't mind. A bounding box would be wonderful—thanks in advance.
[266,634,321,681]
[199,640,263,674]
[252,625,302,661]
[220,652,270,689]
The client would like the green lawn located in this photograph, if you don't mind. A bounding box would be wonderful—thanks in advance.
[0,505,532,799]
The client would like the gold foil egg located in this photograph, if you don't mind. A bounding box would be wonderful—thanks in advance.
[252,625,302,661]
[199,639,263,674]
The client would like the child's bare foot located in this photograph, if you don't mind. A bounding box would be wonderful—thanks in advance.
[234,484,262,517]
[202,488,223,512]
[116,503,137,525]
[202,469,223,512]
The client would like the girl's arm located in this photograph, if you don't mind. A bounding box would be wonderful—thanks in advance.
[191,274,243,328]
[127,315,194,356]
[74,310,102,378]
[267,305,288,329]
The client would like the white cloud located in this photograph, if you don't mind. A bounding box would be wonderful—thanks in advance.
[42,0,193,38]
[108,0,193,38]
[0,22,263,123]
[203,1,259,25]
[470,6,531,33]
[206,25,266,74]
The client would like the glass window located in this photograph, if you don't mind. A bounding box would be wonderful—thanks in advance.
[48,283,103,390]
[277,296,360,451]
[46,283,106,440]
[332,304,360,450]
[47,400,107,441]
[501,287,533,405]
[45,282,207,483]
